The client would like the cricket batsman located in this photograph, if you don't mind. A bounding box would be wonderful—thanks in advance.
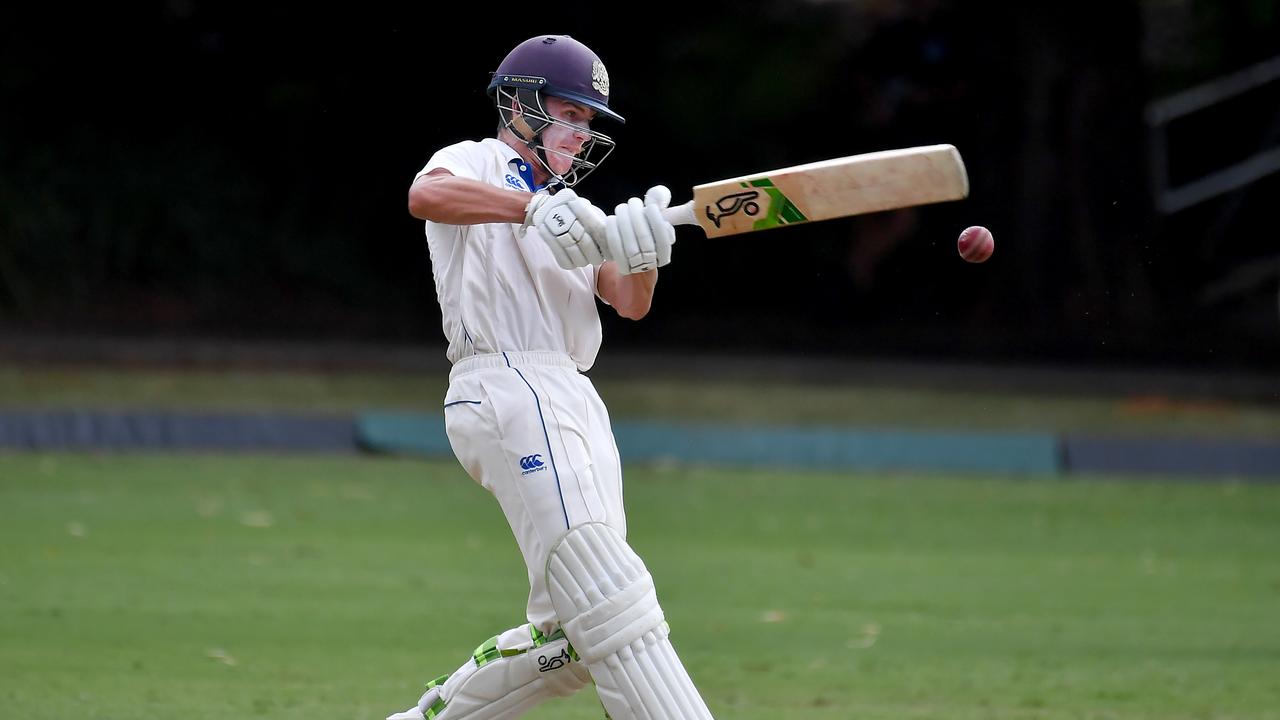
[385,34,715,720]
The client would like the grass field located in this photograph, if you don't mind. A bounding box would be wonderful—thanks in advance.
[2,453,1278,720]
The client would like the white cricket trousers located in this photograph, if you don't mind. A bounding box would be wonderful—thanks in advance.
[443,351,627,633]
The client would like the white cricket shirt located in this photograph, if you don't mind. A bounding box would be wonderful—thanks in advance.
[418,138,604,371]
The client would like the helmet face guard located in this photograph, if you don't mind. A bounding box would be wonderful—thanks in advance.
[488,36,624,189]
[494,83,616,189]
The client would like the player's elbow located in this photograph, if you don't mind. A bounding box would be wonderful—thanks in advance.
[615,298,652,321]
[408,173,451,221]
[600,264,657,320]
[408,186,437,221]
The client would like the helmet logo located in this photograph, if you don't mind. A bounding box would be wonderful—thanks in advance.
[591,59,610,97]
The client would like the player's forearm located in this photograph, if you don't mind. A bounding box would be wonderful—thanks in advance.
[409,174,530,225]
[599,263,657,320]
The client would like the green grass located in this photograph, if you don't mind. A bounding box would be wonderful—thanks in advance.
[2,454,1278,719]
[4,367,1280,437]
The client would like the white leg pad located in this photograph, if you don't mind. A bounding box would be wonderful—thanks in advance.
[391,625,590,720]
[547,523,714,720]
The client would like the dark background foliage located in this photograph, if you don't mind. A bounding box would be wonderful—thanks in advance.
[2,0,1278,371]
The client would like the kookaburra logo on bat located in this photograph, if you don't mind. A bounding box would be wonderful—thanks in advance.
[705,190,761,228]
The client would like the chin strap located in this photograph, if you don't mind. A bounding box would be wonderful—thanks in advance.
[520,141,568,194]
[505,88,570,191]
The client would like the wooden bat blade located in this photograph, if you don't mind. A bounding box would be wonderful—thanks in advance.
[664,144,968,237]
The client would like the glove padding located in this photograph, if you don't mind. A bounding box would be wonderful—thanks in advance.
[606,185,677,275]
[524,190,608,270]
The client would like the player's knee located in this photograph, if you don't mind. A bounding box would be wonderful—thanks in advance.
[545,522,667,664]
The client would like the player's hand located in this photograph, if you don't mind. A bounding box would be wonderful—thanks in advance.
[524,189,608,269]
[605,185,676,275]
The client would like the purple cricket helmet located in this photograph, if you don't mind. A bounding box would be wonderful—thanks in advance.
[487,35,624,124]
[486,35,622,188]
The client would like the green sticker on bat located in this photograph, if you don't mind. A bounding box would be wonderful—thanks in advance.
[744,178,807,230]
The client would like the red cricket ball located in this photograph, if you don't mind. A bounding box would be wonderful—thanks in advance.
[957,225,994,263]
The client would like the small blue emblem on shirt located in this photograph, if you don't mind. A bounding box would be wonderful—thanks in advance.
[508,159,542,192]
[520,454,546,475]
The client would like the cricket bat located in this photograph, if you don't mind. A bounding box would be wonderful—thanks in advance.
[662,144,969,237]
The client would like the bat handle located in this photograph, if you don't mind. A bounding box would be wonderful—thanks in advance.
[662,200,697,227]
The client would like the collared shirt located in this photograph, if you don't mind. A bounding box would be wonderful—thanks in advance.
[417,138,603,371]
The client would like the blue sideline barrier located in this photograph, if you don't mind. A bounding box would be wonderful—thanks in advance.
[610,420,1060,474]
[355,412,1060,475]
[2,410,1278,479]
[0,411,356,452]
[1064,435,1280,478]
[355,412,450,455]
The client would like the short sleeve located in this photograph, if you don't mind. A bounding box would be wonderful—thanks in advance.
[416,141,484,182]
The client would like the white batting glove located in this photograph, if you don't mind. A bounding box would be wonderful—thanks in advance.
[605,185,677,275]
[524,190,608,269]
